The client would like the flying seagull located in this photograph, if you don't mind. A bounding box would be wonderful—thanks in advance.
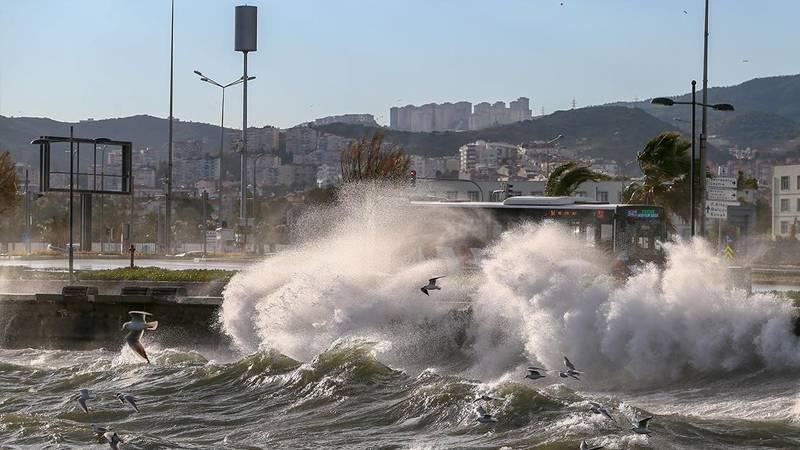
[580,440,604,450]
[475,405,498,423]
[589,401,616,423]
[525,366,546,380]
[116,392,140,412]
[103,431,124,450]
[122,311,158,363]
[420,276,444,296]
[75,389,94,413]
[91,424,111,435]
[631,416,653,434]
[473,394,504,403]
[683,9,688,14]
[559,356,583,380]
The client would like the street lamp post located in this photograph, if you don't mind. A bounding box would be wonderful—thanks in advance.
[651,92,734,237]
[252,152,266,254]
[193,71,255,229]
[166,0,175,255]
[201,190,208,257]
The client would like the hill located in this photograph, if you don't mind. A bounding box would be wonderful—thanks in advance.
[0,115,240,168]
[617,73,800,150]
[318,106,683,171]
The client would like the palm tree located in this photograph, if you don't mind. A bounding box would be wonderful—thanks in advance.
[622,132,691,224]
[545,161,611,196]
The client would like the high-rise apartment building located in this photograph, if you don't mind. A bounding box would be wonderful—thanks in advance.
[390,98,531,132]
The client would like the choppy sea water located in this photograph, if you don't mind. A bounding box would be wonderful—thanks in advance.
[4,187,800,449]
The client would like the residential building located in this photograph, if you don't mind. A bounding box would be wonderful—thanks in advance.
[174,156,220,189]
[247,126,280,153]
[771,164,800,238]
[390,98,530,132]
[313,114,378,127]
[412,179,628,203]
[285,126,319,156]
[278,163,318,189]
[316,164,341,188]
[459,141,523,179]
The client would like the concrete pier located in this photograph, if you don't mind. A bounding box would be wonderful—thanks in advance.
[0,291,226,350]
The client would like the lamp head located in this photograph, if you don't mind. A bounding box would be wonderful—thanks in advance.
[651,97,675,106]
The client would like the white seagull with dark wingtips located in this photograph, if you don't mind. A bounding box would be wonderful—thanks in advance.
[103,431,124,450]
[631,416,653,434]
[473,394,504,403]
[580,439,604,450]
[75,389,94,413]
[589,401,616,423]
[91,423,111,435]
[116,392,140,412]
[559,356,583,380]
[475,405,498,423]
[525,366,546,380]
[420,276,444,296]
[122,311,158,363]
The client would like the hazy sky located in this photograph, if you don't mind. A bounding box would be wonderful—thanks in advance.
[1,0,799,129]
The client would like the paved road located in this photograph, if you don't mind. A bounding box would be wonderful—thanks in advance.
[0,257,256,271]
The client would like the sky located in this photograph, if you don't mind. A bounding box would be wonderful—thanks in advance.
[1,0,799,129]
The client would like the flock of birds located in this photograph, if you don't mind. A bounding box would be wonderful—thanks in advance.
[423,277,654,448]
[70,281,653,448]
[72,311,156,448]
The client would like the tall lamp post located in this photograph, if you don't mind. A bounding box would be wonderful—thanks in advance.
[192,71,255,226]
[235,5,257,249]
[166,0,175,255]
[651,92,734,237]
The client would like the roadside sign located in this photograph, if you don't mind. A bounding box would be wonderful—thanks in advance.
[707,188,737,201]
[705,201,731,219]
[723,245,735,260]
[708,176,737,189]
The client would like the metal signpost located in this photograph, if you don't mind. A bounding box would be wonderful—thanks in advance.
[705,175,738,251]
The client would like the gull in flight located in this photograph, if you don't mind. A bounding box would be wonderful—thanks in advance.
[525,366,546,380]
[91,424,111,435]
[116,392,140,412]
[122,311,158,363]
[580,440,604,450]
[75,389,94,413]
[631,416,653,434]
[473,394,504,403]
[475,405,498,423]
[589,401,616,423]
[420,276,444,296]
[103,431,124,450]
[559,356,582,381]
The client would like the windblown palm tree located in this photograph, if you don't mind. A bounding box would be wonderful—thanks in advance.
[545,161,611,196]
[622,132,691,224]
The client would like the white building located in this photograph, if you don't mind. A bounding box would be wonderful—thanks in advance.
[413,179,629,203]
[771,164,800,238]
[316,164,341,188]
[459,141,523,175]
[174,156,220,189]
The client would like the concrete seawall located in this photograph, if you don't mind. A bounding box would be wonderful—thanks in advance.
[0,293,226,350]
[0,280,228,296]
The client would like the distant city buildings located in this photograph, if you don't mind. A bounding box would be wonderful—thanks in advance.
[771,164,800,239]
[313,114,378,127]
[390,97,532,132]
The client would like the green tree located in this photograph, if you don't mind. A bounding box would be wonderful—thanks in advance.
[622,132,691,224]
[339,130,410,183]
[0,152,18,215]
[545,161,611,196]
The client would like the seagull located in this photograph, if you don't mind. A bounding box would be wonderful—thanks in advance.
[420,276,444,296]
[683,9,688,14]
[91,424,111,435]
[742,59,750,63]
[580,440,604,450]
[525,366,546,380]
[473,394,504,403]
[631,416,653,434]
[475,405,498,423]
[589,401,616,423]
[116,392,140,412]
[559,356,583,380]
[75,389,94,413]
[103,431,124,450]
[122,311,158,363]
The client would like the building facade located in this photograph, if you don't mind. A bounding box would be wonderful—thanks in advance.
[772,164,800,238]
[390,98,531,132]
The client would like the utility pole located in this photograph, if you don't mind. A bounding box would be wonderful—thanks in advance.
[166,0,175,254]
[24,169,31,255]
[202,190,208,257]
[699,0,710,236]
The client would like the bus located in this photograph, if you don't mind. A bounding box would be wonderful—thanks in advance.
[410,196,667,271]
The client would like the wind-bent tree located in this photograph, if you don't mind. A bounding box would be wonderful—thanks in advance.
[0,152,18,215]
[339,130,410,183]
[622,132,691,224]
[545,161,611,196]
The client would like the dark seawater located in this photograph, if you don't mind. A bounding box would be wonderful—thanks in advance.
[2,342,800,449]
